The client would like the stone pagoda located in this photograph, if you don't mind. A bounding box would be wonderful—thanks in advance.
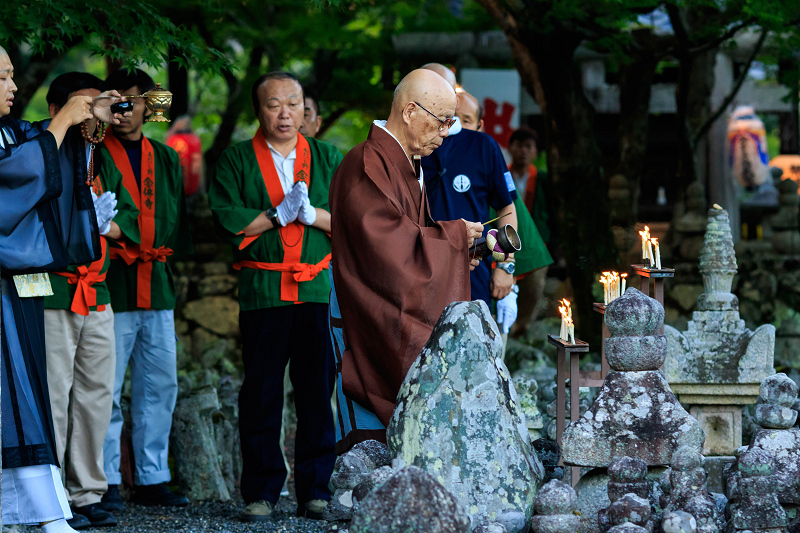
[562,288,704,467]
[664,206,775,456]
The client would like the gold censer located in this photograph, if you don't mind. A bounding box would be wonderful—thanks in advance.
[129,83,173,122]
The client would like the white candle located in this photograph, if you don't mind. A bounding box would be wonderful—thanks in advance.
[652,238,661,269]
[646,239,654,268]
[568,322,575,344]
[621,274,627,293]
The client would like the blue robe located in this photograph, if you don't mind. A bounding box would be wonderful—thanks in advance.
[0,116,100,469]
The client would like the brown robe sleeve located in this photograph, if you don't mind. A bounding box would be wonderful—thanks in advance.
[330,126,470,426]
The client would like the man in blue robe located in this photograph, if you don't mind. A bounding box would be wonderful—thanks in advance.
[0,46,123,532]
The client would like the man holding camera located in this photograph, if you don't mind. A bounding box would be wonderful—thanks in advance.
[99,68,192,510]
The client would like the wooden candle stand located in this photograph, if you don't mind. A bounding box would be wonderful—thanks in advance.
[548,334,597,486]
[632,264,674,334]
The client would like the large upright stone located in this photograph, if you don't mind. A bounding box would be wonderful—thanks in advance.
[664,207,775,456]
[387,301,544,531]
[562,289,704,467]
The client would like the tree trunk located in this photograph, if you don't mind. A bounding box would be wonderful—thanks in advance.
[204,46,264,180]
[616,49,658,228]
[168,45,189,119]
[513,31,618,337]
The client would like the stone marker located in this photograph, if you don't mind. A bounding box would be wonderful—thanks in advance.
[726,374,800,509]
[598,457,653,532]
[529,480,580,533]
[562,288,704,467]
[664,207,775,456]
[387,301,544,531]
[662,446,721,533]
[170,386,230,501]
[326,440,393,521]
[349,466,471,533]
[728,448,787,532]
[533,438,564,483]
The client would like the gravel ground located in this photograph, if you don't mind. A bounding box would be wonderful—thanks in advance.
[10,405,338,533]
[12,496,334,533]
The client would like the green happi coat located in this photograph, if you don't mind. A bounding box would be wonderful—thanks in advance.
[44,157,137,313]
[99,135,192,312]
[209,135,342,311]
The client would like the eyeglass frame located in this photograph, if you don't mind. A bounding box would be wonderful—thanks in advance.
[413,101,456,132]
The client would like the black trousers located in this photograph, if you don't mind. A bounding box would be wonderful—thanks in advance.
[238,302,336,507]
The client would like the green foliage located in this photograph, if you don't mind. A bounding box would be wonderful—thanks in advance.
[0,0,228,72]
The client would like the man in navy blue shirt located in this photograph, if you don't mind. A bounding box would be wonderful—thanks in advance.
[420,64,518,307]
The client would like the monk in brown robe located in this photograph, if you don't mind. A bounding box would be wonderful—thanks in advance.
[329,69,483,452]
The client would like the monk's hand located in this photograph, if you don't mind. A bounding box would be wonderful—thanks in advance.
[58,95,94,126]
[469,258,480,271]
[462,219,483,249]
[276,181,308,226]
[91,90,126,124]
[491,267,514,299]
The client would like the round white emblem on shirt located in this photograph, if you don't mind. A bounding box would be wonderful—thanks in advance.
[453,174,471,193]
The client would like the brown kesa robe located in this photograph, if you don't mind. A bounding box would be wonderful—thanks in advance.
[330,124,470,428]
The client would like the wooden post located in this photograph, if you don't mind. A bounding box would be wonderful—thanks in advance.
[548,334,592,487]
[592,303,610,379]
[632,265,674,336]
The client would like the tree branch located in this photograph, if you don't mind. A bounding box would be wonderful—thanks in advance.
[687,17,755,57]
[692,28,768,146]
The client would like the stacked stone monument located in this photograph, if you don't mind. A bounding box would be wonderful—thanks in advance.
[598,457,653,532]
[530,480,581,533]
[724,373,800,523]
[561,288,703,532]
[664,206,775,457]
[387,301,545,533]
[661,446,722,533]
[562,288,704,467]
[726,448,787,532]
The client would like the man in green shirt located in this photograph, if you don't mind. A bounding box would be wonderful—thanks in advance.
[209,71,339,522]
[99,68,192,510]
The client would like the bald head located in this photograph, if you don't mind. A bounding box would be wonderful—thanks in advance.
[0,45,6,58]
[385,69,457,157]
[392,69,456,116]
[421,63,457,90]
[456,91,483,131]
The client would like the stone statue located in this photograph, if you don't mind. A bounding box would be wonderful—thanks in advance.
[664,206,775,455]
[598,457,652,533]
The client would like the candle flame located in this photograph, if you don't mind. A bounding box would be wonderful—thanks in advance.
[558,299,571,319]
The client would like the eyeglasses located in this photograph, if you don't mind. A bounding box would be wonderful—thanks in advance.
[413,101,456,132]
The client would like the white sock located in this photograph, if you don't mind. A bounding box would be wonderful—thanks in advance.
[42,519,78,533]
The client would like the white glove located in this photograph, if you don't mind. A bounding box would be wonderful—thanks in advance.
[298,195,317,226]
[92,190,118,236]
[276,181,308,226]
[496,285,519,334]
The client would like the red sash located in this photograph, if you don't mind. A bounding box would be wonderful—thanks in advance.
[53,177,109,315]
[234,130,323,302]
[104,131,172,309]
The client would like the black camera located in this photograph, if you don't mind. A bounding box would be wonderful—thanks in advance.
[110,101,134,114]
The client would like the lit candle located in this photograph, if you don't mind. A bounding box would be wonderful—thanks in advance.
[646,238,654,268]
[568,319,575,344]
[559,299,570,341]
[639,226,650,262]
[651,238,661,269]
[621,273,627,293]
